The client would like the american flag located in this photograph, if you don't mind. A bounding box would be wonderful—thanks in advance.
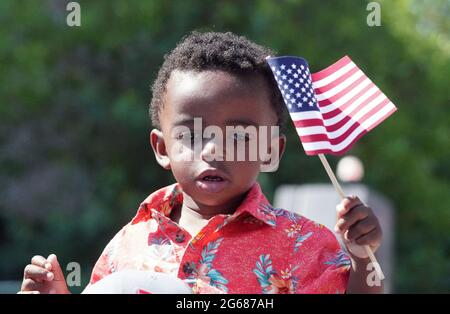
[267,56,397,155]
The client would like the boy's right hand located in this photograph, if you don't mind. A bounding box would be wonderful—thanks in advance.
[19,254,70,294]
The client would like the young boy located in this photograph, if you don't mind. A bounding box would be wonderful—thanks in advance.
[20,31,382,294]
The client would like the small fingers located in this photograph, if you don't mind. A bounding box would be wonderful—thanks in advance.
[355,227,383,248]
[47,254,65,281]
[24,264,54,282]
[336,195,363,217]
[31,255,52,271]
[335,204,369,235]
[346,217,377,241]
[21,278,44,292]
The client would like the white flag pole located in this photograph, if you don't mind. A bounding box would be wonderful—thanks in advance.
[318,153,385,281]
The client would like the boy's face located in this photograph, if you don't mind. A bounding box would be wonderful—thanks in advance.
[150,70,285,211]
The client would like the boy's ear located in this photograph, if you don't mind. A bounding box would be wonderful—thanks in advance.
[150,129,171,170]
[260,133,286,173]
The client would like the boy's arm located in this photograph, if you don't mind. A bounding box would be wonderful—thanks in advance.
[334,196,384,294]
[347,256,384,293]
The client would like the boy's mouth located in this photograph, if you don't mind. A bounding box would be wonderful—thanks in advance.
[196,169,229,193]
[202,175,224,182]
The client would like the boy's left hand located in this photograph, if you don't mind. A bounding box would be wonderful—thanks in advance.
[334,196,382,259]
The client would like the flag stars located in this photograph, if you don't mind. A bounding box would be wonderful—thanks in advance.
[268,59,320,113]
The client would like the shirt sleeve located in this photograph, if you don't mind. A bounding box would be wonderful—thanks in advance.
[293,222,351,294]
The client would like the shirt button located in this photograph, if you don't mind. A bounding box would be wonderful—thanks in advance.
[183,262,194,275]
[175,232,186,243]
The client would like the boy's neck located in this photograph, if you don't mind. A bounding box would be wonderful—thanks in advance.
[180,192,244,219]
[170,192,246,236]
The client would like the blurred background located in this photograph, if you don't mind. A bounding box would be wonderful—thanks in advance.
[0,0,448,293]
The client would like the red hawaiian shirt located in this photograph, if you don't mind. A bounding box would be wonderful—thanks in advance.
[89,182,351,294]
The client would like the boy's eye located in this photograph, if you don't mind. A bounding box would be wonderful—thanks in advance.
[174,132,186,140]
[175,131,201,141]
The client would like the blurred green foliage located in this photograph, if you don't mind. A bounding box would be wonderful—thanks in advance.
[0,0,448,292]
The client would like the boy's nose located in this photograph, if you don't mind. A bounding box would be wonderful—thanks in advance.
[200,139,224,162]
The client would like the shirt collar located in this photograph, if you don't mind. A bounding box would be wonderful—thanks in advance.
[132,182,277,227]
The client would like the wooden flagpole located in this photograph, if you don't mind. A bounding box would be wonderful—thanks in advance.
[318,153,385,281]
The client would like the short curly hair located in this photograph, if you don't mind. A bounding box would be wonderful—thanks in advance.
[149,31,285,129]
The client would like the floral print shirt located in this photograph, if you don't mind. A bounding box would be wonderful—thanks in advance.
[89,182,351,294]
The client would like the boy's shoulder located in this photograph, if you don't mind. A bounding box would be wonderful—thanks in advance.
[263,205,340,243]
[267,205,322,226]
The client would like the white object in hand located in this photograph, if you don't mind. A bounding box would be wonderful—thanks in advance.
[82,270,193,294]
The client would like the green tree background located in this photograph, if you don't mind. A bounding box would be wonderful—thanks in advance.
[0,0,448,292]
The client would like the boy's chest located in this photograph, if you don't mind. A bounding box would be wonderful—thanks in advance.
[111,216,324,294]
